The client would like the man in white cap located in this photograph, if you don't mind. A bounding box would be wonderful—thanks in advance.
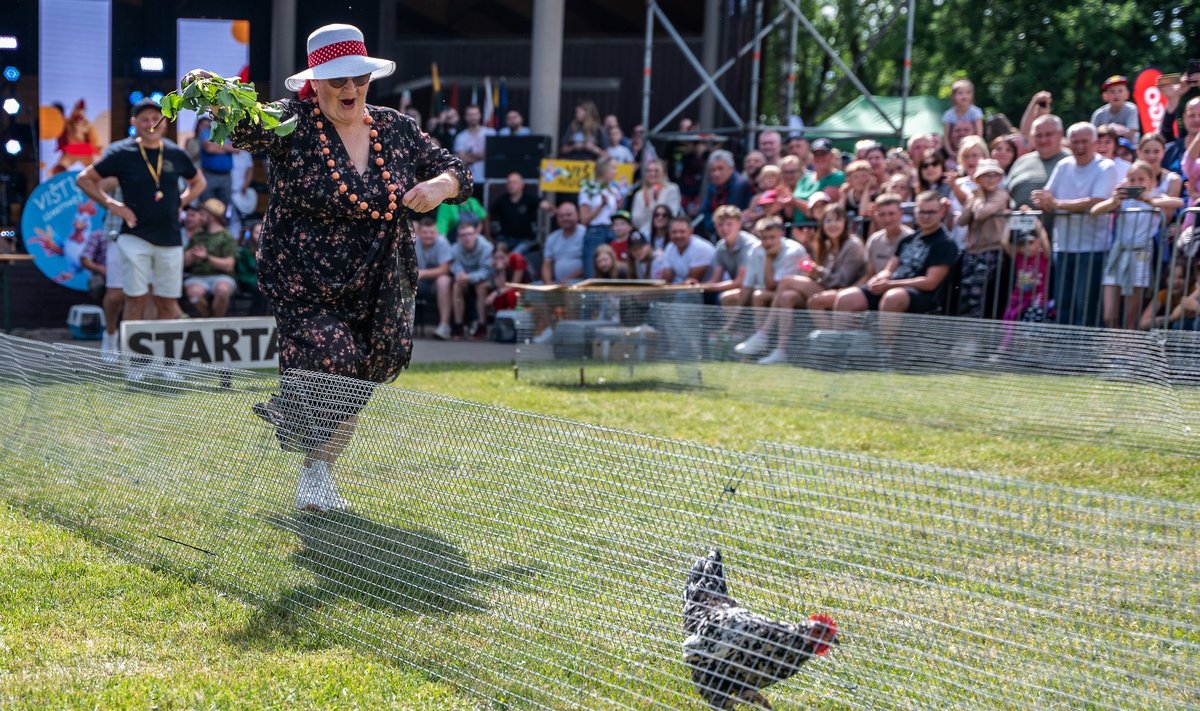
[189,23,472,512]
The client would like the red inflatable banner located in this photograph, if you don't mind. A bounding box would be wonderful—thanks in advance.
[1134,68,1166,134]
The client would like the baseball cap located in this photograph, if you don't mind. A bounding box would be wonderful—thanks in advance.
[132,97,163,118]
[612,209,633,225]
[811,138,833,153]
[1101,75,1128,91]
[1117,137,1136,153]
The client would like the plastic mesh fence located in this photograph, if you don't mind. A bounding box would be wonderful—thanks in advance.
[1,333,1197,709]
[515,302,1200,457]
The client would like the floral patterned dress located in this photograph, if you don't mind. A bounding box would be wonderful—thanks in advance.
[232,99,470,452]
[231,98,471,383]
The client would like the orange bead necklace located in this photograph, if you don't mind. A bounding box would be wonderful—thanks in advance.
[313,106,399,221]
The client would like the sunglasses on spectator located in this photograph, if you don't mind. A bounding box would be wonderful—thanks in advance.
[921,161,940,168]
[326,73,372,88]
[915,209,941,216]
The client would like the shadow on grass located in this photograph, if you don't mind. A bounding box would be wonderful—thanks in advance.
[231,510,537,649]
[537,376,720,394]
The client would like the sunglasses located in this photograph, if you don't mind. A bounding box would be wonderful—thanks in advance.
[326,73,372,89]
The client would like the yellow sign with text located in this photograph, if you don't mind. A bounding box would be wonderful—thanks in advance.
[539,159,636,194]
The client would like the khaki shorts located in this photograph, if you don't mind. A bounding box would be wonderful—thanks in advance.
[183,274,239,297]
[117,234,182,298]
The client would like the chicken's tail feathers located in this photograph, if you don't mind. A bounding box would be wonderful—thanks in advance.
[684,547,731,628]
[693,548,727,588]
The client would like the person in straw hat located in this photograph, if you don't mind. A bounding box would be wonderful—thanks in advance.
[185,23,471,512]
[956,157,1011,319]
[182,197,240,318]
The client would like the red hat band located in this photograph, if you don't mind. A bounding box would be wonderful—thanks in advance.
[308,40,368,69]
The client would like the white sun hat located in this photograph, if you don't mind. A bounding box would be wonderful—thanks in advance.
[284,24,395,92]
[973,158,1005,180]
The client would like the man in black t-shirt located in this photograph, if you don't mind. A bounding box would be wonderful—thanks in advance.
[77,98,206,323]
[834,190,959,314]
[488,172,539,253]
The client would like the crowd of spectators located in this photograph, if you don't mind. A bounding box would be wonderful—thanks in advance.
[408,73,1200,349]
[74,73,1200,354]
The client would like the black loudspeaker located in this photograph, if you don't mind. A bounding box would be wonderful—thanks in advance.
[485,134,551,180]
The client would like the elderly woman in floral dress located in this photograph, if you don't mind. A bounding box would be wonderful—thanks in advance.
[192,23,471,511]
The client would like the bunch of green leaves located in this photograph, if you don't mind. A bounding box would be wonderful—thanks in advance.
[160,72,296,143]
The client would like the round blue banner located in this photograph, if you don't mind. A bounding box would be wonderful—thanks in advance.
[21,170,108,292]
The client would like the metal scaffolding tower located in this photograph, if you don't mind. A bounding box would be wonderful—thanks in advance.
[641,0,917,149]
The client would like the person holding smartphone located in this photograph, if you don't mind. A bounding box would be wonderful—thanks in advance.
[1019,91,1054,141]
[1092,161,1182,329]
[1158,65,1200,175]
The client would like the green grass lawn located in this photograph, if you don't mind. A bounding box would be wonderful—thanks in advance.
[0,504,480,710]
[0,358,1196,709]
[413,362,1200,500]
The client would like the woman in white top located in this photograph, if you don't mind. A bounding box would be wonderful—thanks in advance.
[579,156,626,279]
[630,159,681,233]
[1136,133,1183,223]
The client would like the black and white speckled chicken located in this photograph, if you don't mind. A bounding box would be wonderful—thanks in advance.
[682,548,838,709]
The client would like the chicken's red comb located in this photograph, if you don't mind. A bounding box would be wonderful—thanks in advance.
[809,614,838,656]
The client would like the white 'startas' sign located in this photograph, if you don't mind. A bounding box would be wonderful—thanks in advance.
[121,317,278,368]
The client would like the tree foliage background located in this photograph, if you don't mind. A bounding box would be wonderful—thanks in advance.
[751,0,1200,129]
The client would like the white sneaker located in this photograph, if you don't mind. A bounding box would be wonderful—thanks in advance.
[433,323,452,341]
[757,348,789,365]
[295,461,350,512]
[532,327,555,344]
[734,332,770,358]
[124,366,146,383]
[100,332,119,364]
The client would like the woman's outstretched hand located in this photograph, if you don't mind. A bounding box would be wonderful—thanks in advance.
[402,173,460,213]
[181,68,216,86]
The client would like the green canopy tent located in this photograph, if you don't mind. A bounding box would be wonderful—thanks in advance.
[806,95,950,151]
